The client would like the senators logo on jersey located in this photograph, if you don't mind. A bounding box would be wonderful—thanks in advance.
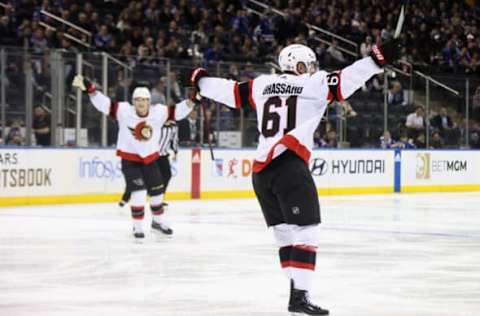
[129,121,153,141]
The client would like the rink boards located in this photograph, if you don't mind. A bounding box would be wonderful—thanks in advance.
[0,148,479,206]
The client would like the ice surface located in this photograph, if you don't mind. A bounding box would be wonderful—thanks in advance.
[1,192,479,316]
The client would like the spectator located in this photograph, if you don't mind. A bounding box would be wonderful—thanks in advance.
[318,129,337,148]
[360,36,373,58]
[472,86,480,121]
[430,107,457,144]
[216,106,236,131]
[394,133,416,149]
[167,71,182,103]
[0,15,17,46]
[178,109,199,146]
[6,121,24,146]
[431,107,455,133]
[33,106,51,146]
[230,9,249,35]
[430,131,444,149]
[136,44,154,64]
[470,131,480,149]
[227,64,240,80]
[253,12,275,43]
[94,25,113,50]
[414,133,426,149]
[388,81,408,107]
[151,78,167,105]
[442,40,460,67]
[380,130,394,148]
[405,106,426,138]
[326,40,346,64]
[469,121,480,146]
[30,28,48,53]
[203,107,216,145]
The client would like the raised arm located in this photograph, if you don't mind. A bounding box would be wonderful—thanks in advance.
[190,68,256,110]
[172,99,196,121]
[325,57,383,102]
[326,39,402,103]
[72,75,118,118]
[157,99,196,123]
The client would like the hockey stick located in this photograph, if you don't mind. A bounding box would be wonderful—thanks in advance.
[394,0,409,39]
[200,98,215,160]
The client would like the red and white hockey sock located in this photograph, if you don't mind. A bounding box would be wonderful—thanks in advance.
[289,245,317,292]
[279,245,293,279]
[131,205,145,220]
[131,205,145,233]
[150,194,165,222]
[130,190,146,228]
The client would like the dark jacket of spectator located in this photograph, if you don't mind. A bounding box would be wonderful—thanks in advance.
[33,106,51,146]
[430,132,444,149]
[470,131,480,149]
[431,111,454,133]
[177,110,200,146]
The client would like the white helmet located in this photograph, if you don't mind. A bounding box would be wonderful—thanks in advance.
[132,87,151,100]
[278,44,317,75]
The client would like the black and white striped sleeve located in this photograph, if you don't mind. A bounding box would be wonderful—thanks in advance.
[171,125,179,154]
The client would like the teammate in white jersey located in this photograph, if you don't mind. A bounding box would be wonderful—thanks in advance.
[119,117,179,215]
[191,40,402,315]
[73,75,195,238]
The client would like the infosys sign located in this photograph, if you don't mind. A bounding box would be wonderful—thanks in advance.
[416,153,467,179]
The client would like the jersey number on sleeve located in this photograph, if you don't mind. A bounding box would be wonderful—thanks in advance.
[261,96,297,137]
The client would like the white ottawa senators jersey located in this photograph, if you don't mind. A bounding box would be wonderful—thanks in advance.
[198,57,383,172]
[89,91,193,164]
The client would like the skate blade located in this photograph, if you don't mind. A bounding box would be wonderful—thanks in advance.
[290,312,329,316]
[151,228,174,237]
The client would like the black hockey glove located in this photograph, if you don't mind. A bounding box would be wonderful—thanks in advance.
[72,75,96,94]
[369,38,403,67]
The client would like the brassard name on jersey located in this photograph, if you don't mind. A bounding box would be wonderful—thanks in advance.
[262,83,304,95]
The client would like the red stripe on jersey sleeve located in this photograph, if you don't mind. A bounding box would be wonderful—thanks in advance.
[252,134,311,173]
[248,80,257,110]
[167,105,175,121]
[336,71,345,102]
[233,82,241,109]
[327,90,334,103]
[109,102,119,119]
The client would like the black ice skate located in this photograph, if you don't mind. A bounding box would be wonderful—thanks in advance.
[118,200,127,207]
[288,281,329,315]
[132,221,145,239]
[151,221,173,235]
[132,229,144,239]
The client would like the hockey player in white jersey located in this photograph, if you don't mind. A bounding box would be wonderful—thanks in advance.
[191,39,402,315]
[72,75,195,238]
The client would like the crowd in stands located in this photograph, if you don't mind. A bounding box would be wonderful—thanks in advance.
[1,0,480,149]
[1,0,480,72]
